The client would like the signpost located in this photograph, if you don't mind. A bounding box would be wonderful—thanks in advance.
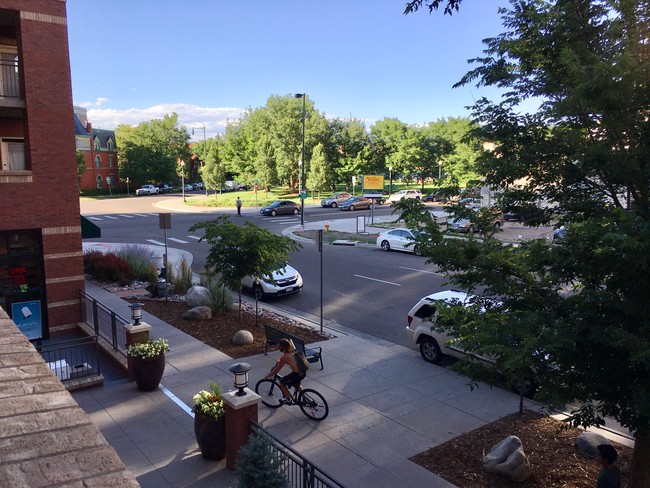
[159,213,172,300]
[362,175,386,224]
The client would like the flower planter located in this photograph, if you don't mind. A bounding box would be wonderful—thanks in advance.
[194,412,226,460]
[130,354,166,391]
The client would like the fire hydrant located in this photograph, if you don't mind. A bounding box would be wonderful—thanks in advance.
[324,223,330,233]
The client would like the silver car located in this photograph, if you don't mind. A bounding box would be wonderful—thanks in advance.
[320,192,351,208]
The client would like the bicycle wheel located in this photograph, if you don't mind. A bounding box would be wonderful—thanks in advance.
[255,379,283,408]
[298,389,329,421]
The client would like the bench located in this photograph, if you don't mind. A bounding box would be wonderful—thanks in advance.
[264,324,323,370]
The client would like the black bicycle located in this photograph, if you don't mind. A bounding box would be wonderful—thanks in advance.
[255,373,329,421]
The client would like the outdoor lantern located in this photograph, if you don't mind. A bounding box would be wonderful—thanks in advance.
[129,302,144,325]
[229,362,251,396]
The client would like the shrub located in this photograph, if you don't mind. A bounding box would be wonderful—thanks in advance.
[200,272,234,314]
[117,245,159,281]
[169,256,193,294]
[83,251,135,286]
[235,432,287,488]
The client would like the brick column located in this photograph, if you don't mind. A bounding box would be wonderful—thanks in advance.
[223,389,260,471]
[124,322,151,380]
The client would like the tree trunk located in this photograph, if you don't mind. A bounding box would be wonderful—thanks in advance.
[630,426,650,488]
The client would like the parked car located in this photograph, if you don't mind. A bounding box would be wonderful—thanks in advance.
[184,184,194,192]
[504,208,523,221]
[321,192,352,208]
[223,180,239,192]
[136,184,159,196]
[387,189,423,204]
[158,184,173,194]
[338,196,373,211]
[447,209,505,232]
[241,264,303,300]
[552,227,567,245]
[259,200,301,216]
[193,182,205,190]
[376,228,423,255]
[460,197,482,208]
[238,183,250,191]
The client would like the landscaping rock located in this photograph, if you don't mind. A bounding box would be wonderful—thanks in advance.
[483,435,531,482]
[232,330,254,345]
[182,306,212,320]
[575,431,611,459]
[185,286,212,307]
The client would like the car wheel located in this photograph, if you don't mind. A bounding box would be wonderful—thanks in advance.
[253,285,265,302]
[415,197,420,200]
[271,210,277,217]
[419,337,443,364]
[349,205,355,211]
[468,224,475,233]
[331,202,337,208]
[293,208,299,215]
[380,240,391,252]
[493,222,501,229]
[413,245,422,256]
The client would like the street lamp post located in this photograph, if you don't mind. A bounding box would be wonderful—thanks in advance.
[438,161,442,180]
[192,125,208,196]
[294,93,306,226]
[181,160,186,202]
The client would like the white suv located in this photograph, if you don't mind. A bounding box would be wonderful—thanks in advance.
[406,290,475,364]
[387,189,422,204]
[136,184,159,196]
[241,264,303,301]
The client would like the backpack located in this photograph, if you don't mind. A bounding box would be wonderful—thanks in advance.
[295,352,310,373]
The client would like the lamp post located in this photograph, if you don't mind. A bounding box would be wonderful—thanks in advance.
[192,125,208,196]
[438,161,442,180]
[294,93,306,226]
[181,160,186,202]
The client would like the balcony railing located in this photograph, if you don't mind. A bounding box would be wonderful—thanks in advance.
[0,57,21,100]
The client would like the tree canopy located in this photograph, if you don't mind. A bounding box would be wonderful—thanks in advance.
[407,1,650,485]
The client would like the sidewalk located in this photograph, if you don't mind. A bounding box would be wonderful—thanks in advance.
[73,281,538,488]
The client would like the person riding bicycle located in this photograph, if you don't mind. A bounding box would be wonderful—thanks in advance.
[264,338,308,404]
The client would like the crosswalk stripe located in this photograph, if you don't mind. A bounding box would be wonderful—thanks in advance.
[133,213,150,217]
[103,216,118,220]
[146,239,165,246]
[187,236,201,240]
[119,214,135,219]
[87,216,102,221]
[168,237,189,244]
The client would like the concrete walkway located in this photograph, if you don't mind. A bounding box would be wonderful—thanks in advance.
[73,277,540,488]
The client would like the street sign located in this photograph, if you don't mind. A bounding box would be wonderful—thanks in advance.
[299,191,308,199]
[159,213,172,229]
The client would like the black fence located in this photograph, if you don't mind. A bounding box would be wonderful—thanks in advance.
[249,422,344,488]
[37,336,101,383]
[0,57,21,99]
[80,289,128,356]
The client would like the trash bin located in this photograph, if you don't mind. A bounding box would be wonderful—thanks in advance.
[157,279,167,297]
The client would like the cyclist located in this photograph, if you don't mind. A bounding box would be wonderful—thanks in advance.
[264,338,308,404]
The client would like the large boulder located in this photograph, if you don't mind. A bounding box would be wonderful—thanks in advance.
[232,330,254,345]
[185,286,212,307]
[182,306,212,321]
[483,435,531,482]
[575,432,611,459]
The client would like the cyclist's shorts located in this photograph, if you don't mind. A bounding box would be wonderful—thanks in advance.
[281,372,305,388]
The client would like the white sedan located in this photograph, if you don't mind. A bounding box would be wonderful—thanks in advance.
[376,228,423,255]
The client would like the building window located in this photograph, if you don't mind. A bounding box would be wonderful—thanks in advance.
[1,138,25,171]
[107,139,114,151]
[94,137,100,151]
[109,155,113,168]
[95,155,101,168]
[96,175,103,188]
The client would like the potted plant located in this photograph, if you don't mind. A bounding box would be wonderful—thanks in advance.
[126,338,170,391]
[192,382,226,460]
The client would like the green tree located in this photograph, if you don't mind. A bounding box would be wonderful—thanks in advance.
[409,1,650,485]
[306,143,329,197]
[116,113,190,186]
[425,117,481,186]
[76,150,86,191]
[189,216,302,319]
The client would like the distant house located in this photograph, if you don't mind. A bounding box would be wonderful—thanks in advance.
[74,106,118,191]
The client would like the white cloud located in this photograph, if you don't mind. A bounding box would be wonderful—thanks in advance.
[83,103,245,138]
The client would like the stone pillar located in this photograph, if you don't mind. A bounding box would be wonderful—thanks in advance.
[223,389,260,471]
[124,322,151,380]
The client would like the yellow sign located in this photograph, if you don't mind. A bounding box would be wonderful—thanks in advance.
[363,175,384,191]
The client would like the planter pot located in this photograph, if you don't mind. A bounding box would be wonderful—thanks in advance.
[194,412,226,460]
[129,354,166,391]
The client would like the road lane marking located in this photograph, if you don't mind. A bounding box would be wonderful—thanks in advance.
[103,215,118,220]
[146,239,165,246]
[87,216,102,220]
[168,237,189,244]
[133,213,150,217]
[187,235,201,240]
[353,274,401,286]
[398,266,445,276]
[118,214,134,218]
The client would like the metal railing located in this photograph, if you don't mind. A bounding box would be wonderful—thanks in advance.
[0,58,21,99]
[249,422,344,488]
[80,289,129,356]
[37,336,101,383]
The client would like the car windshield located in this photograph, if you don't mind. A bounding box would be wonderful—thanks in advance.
[269,202,282,207]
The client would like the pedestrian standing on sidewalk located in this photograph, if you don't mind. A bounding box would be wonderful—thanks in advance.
[236,196,242,216]
[595,444,621,488]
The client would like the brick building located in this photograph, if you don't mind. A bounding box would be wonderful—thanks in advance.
[0,1,84,339]
[74,106,119,191]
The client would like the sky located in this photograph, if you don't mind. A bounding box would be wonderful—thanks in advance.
[66,0,511,141]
